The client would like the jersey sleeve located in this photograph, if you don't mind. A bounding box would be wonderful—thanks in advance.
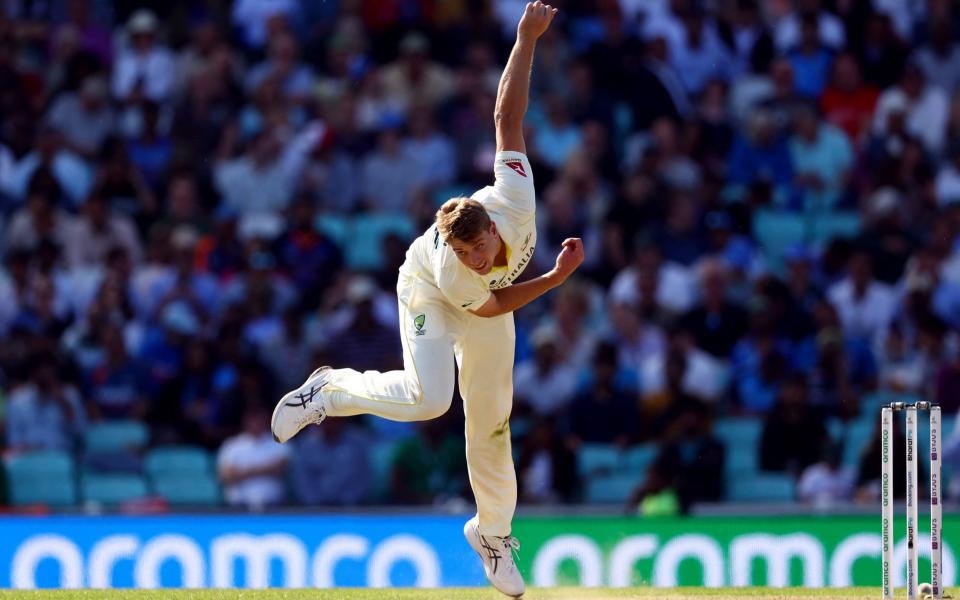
[436,258,492,312]
[492,151,535,216]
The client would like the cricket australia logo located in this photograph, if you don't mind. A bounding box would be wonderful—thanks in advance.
[414,314,426,336]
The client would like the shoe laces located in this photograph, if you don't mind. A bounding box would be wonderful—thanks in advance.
[295,405,326,428]
[500,536,521,564]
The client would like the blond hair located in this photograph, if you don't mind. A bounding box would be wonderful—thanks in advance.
[435,197,491,242]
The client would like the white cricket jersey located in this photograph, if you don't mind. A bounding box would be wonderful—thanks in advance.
[400,151,537,311]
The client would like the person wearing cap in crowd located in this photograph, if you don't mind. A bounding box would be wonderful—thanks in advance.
[112,9,175,104]
[270,5,579,597]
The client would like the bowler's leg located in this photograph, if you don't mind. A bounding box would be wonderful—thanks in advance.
[324,274,459,421]
[456,311,517,537]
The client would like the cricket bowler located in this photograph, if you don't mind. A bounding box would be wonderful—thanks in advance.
[271,3,582,596]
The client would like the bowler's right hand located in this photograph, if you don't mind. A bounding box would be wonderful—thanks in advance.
[551,237,584,282]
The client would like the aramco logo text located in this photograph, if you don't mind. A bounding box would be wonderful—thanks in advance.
[882,426,890,464]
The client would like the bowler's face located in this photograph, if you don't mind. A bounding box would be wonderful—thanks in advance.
[449,223,499,275]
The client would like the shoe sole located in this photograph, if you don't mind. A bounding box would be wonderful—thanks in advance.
[463,519,524,599]
[271,366,330,443]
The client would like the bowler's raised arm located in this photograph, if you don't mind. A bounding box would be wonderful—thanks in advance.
[494,1,557,154]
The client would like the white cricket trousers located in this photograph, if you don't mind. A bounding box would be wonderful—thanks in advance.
[323,272,517,536]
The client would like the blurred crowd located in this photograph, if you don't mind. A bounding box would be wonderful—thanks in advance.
[2,0,960,512]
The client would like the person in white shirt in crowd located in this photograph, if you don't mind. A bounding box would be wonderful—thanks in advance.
[213,121,325,229]
[797,442,855,507]
[531,280,602,370]
[45,77,115,160]
[6,357,86,453]
[639,0,684,50]
[359,119,423,212]
[789,103,854,210]
[876,323,929,395]
[608,300,666,373]
[10,126,92,208]
[872,0,925,42]
[5,190,76,253]
[111,10,175,104]
[640,325,729,405]
[773,0,845,53]
[873,61,949,156]
[175,21,243,97]
[64,192,142,268]
[722,0,768,77]
[608,242,696,317]
[513,327,579,418]
[402,106,458,190]
[379,33,456,112]
[827,249,898,343]
[231,0,298,50]
[217,403,290,510]
[355,70,407,134]
[666,6,732,97]
[915,21,960,95]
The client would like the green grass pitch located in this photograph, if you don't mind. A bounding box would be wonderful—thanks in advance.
[0,588,899,599]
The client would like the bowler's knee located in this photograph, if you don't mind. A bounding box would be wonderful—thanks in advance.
[466,417,513,449]
[411,379,453,420]
[418,397,451,420]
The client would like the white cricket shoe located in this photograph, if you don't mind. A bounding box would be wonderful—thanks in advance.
[464,515,525,598]
[271,366,331,443]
